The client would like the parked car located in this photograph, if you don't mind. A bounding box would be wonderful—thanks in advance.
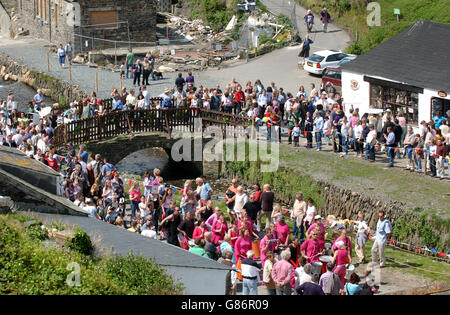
[335,55,357,68]
[322,67,341,88]
[303,50,354,75]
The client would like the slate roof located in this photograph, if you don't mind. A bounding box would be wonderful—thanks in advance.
[341,20,450,92]
[30,212,231,271]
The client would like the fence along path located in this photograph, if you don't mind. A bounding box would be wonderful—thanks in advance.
[53,100,254,147]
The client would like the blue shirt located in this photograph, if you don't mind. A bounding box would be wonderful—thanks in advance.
[433,115,445,129]
[344,283,361,295]
[101,163,116,177]
[80,150,89,164]
[112,99,124,111]
[386,132,395,145]
[375,218,392,244]
[34,93,45,104]
[200,182,212,200]
[313,116,324,132]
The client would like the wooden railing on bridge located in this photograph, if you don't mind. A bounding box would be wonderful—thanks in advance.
[53,107,254,147]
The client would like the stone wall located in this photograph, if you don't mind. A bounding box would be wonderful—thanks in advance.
[0,51,88,105]
[76,0,157,49]
[0,1,11,37]
[156,0,172,12]
[5,0,157,53]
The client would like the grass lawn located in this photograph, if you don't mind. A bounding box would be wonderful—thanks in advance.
[279,145,450,218]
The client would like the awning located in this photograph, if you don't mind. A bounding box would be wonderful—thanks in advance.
[363,76,424,94]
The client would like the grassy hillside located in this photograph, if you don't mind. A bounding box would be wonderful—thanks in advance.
[297,0,450,54]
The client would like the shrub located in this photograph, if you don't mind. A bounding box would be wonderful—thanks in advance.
[104,252,184,295]
[68,228,93,256]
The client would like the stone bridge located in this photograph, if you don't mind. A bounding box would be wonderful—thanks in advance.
[54,108,254,178]
[84,132,222,179]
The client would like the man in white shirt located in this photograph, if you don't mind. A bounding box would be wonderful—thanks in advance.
[12,130,23,146]
[6,96,17,112]
[371,210,392,268]
[142,86,150,109]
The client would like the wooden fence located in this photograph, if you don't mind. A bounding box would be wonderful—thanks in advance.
[53,107,253,147]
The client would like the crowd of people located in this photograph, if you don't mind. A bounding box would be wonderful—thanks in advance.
[0,69,448,295]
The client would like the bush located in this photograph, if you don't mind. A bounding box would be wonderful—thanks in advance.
[104,253,184,295]
[26,224,46,241]
[68,228,93,256]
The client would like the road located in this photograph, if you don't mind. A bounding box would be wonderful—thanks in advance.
[199,0,352,94]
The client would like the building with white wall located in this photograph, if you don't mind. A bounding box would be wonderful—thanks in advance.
[341,20,450,128]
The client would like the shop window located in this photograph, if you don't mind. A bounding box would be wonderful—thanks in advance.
[431,98,450,120]
[370,84,419,125]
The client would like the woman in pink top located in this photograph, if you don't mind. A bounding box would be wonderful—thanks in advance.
[349,111,359,129]
[212,214,228,245]
[192,218,206,240]
[332,241,351,289]
[260,228,277,267]
[128,181,142,219]
[306,216,326,250]
[300,231,323,264]
[238,211,253,233]
[275,216,290,247]
[234,228,252,263]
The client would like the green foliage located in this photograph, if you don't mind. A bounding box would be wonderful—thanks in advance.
[26,224,46,241]
[300,0,450,54]
[67,228,93,256]
[104,252,184,295]
[392,214,445,251]
[345,40,363,55]
[0,214,184,294]
[259,34,276,45]
[276,14,293,30]
[255,0,268,12]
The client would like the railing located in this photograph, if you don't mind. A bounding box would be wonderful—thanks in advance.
[53,108,253,147]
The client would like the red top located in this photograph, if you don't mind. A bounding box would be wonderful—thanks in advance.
[229,229,239,247]
[254,190,262,203]
[192,226,205,240]
[46,158,59,171]
[234,91,245,103]
[129,189,142,202]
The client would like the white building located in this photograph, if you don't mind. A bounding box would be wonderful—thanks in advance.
[341,20,450,128]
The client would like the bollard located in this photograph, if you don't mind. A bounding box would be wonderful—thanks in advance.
[95,72,98,93]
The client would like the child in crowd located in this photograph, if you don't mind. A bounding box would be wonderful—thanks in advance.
[293,121,300,147]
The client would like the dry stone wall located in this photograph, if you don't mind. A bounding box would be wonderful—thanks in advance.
[0,51,88,105]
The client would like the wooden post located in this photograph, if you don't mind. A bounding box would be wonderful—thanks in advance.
[68,62,72,81]
[95,72,98,93]
[120,80,123,93]
[47,51,50,72]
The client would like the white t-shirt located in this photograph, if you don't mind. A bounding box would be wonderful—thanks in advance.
[141,229,158,239]
[293,126,300,137]
[354,220,368,234]
[83,205,97,218]
[354,125,363,139]
[139,202,150,218]
[304,205,316,224]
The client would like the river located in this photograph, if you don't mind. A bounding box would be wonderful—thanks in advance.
[0,78,56,111]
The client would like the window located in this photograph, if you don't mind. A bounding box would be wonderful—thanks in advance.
[90,10,119,29]
[309,54,324,62]
[431,98,450,120]
[369,84,419,125]
[55,4,59,28]
[324,69,339,79]
[326,54,338,62]
[336,53,347,60]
